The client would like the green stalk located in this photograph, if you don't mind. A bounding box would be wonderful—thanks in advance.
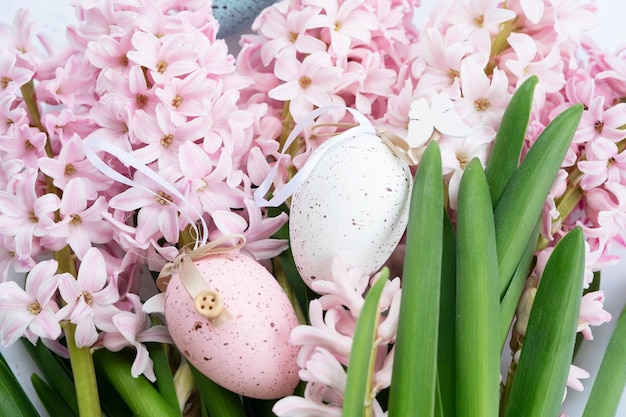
[504,227,585,417]
[268,203,311,322]
[540,136,626,251]
[581,302,626,417]
[63,323,102,417]
[388,140,443,417]
[455,158,500,417]
[490,19,515,58]
[22,79,102,417]
[20,81,46,134]
[343,268,390,417]
[273,256,307,324]
[55,246,102,417]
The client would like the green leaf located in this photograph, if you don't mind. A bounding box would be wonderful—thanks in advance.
[274,251,311,324]
[437,211,457,417]
[388,140,443,417]
[494,104,583,298]
[190,365,247,417]
[268,204,312,319]
[504,227,585,417]
[434,376,445,417]
[0,352,40,417]
[147,342,181,414]
[21,339,79,416]
[485,75,538,207]
[455,158,500,417]
[499,220,541,348]
[343,268,390,417]
[582,301,626,417]
[243,397,276,417]
[93,366,133,417]
[31,373,77,417]
[93,348,180,417]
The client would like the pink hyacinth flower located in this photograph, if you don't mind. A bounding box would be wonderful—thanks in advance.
[268,51,342,121]
[58,247,121,347]
[0,260,65,346]
[102,294,172,381]
[578,291,612,340]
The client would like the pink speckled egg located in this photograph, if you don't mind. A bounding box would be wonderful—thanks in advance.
[164,252,300,399]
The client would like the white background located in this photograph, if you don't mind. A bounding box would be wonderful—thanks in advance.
[0,0,625,416]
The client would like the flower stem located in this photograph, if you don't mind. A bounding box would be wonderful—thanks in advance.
[20,81,46,134]
[20,81,61,200]
[537,135,626,250]
[278,101,302,182]
[486,18,516,75]
[54,245,77,276]
[22,76,103,417]
[499,360,517,417]
[179,223,197,249]
[272,257,307,325]
[57,248,101,417]
[63,322,102,417]
[279,101,295,151]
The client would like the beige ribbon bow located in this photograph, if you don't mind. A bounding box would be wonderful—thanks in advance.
[157,235,246,326]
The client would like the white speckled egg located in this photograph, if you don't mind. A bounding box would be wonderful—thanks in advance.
[289,131,413,288]
[164,252,300,399]
[212,0,278,37]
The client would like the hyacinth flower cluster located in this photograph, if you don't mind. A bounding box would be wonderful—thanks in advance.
[238,0,625,415]
[0,0,625,416]
[0,0,290,408]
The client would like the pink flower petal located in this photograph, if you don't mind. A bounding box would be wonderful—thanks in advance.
[0,311,32,346]
[77,248,108,291]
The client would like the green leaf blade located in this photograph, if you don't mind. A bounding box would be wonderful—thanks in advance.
[437,211,457,417]
[388,140,443,417]
[31,373,77,417]
[147,342,181,414]
[499,220,541,348]
[455,158,500,417]
[505,227,585,417]
[189,365,248,417]
[93,348,181,417]
[0,352,40,417]
[342,268,390,417]
[21,339,79,416]
[486,75,538,207]
[495,104,583,297]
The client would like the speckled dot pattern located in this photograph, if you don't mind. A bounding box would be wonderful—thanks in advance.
[289,132,413,288]
[164,252,300,400]
[212,0,278,37]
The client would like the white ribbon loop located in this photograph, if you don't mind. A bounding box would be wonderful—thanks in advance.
[253,106,378,208]
[84,137,209,249]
